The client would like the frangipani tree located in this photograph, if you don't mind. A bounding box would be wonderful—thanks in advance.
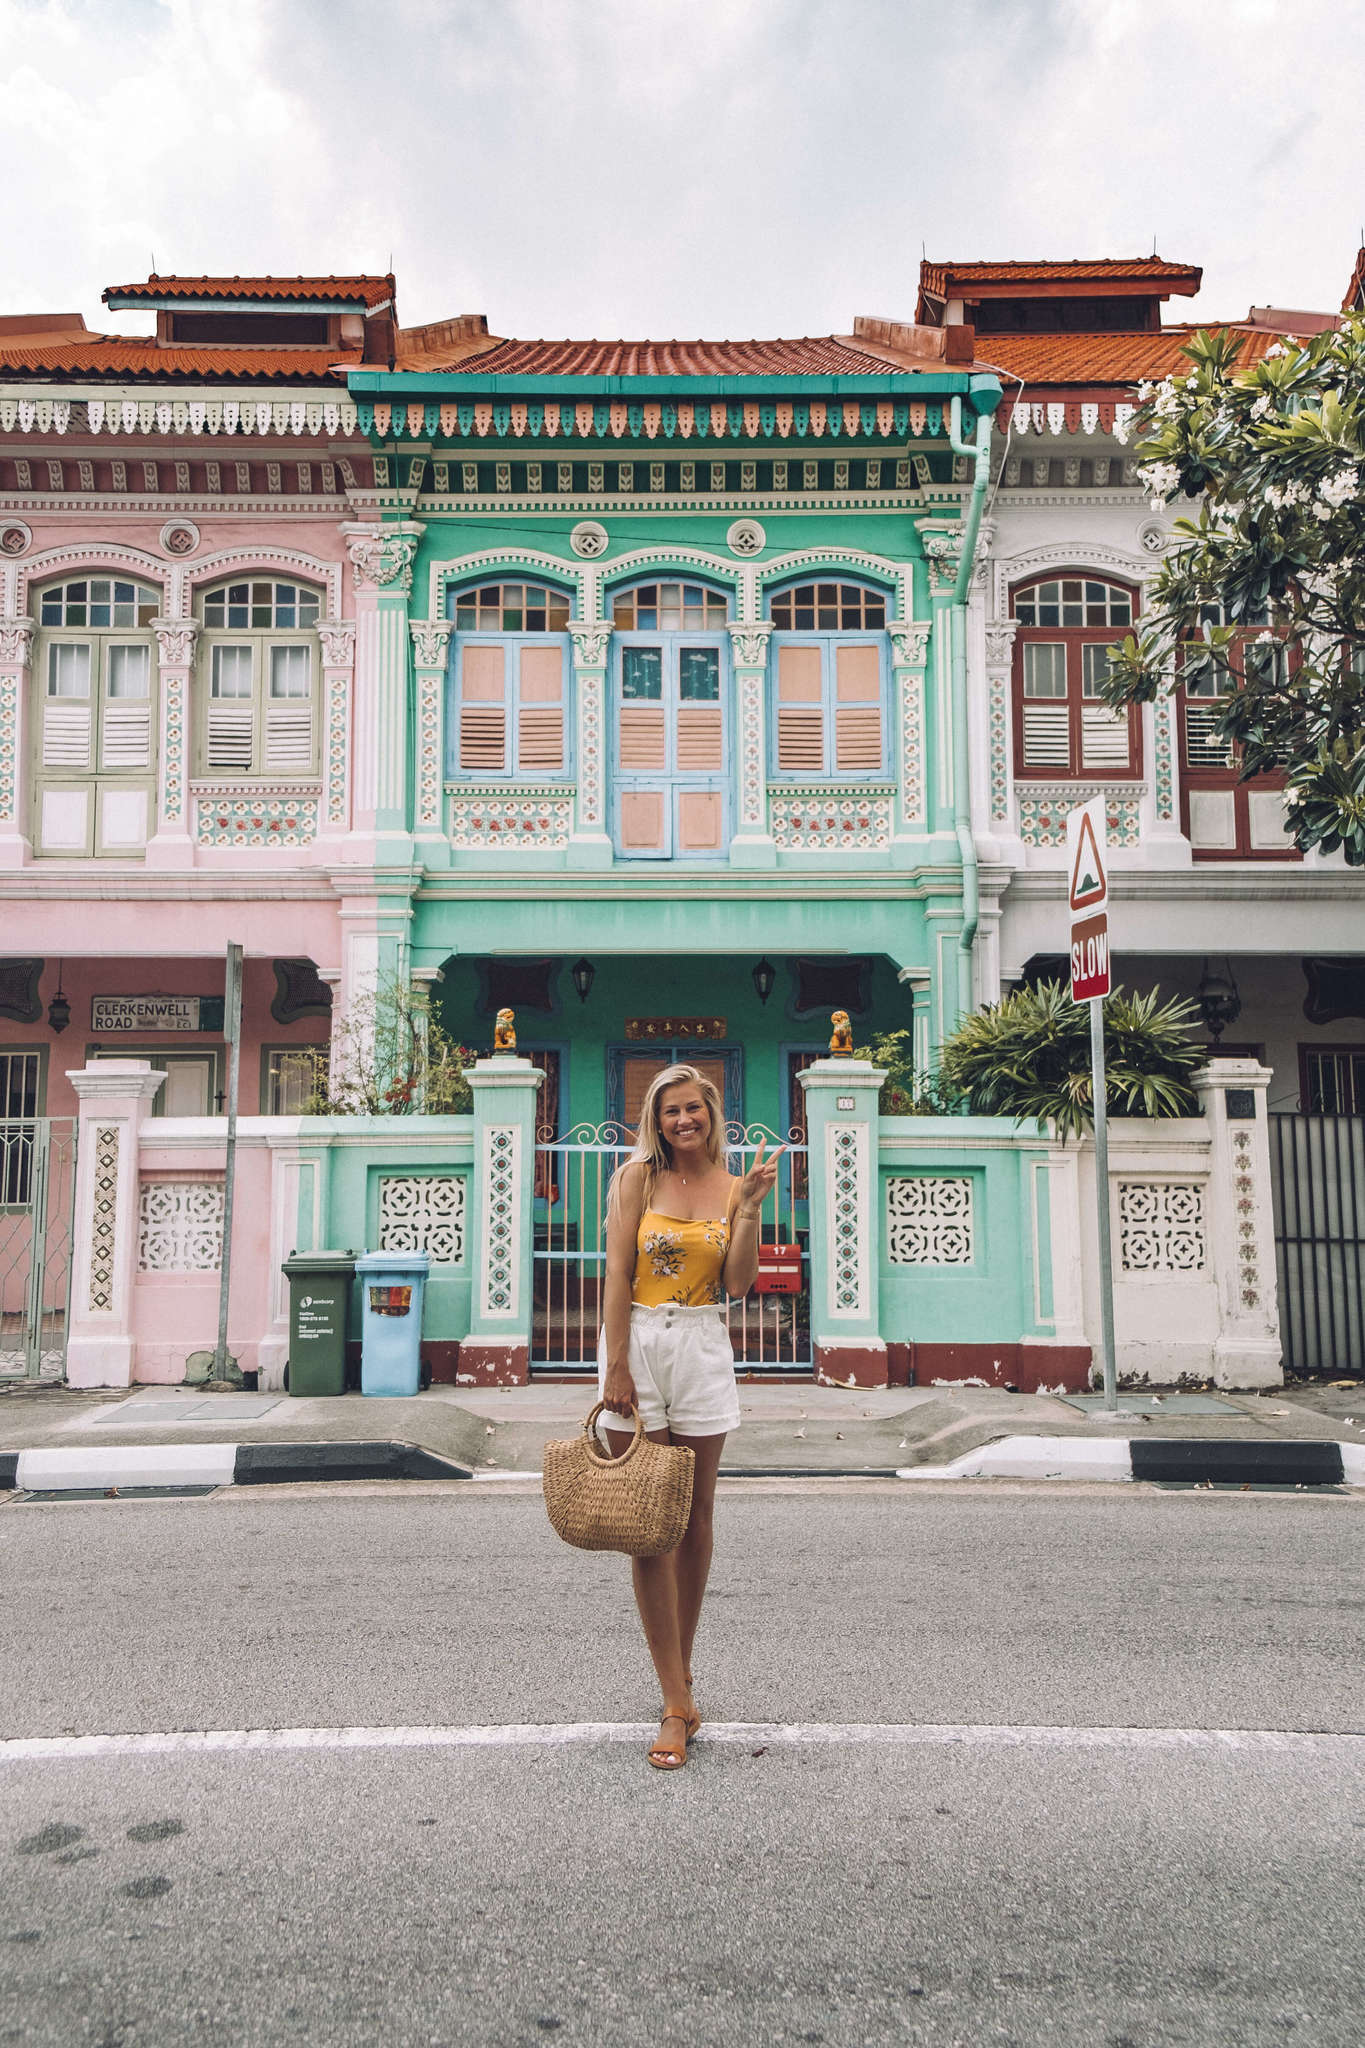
[1102,320,1365,863]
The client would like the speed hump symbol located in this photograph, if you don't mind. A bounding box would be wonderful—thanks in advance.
[1068,799,1108,914]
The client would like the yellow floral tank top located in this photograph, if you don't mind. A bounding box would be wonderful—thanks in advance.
[633,1207,731,1307]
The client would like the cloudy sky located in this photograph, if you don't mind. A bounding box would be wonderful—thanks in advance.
[2,0,1362,341]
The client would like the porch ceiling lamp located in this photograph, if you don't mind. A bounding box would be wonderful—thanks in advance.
[1197,958,1241,1043]
[752,957,776,1006]
[570,957,595,1004]
[47,962,70,1036]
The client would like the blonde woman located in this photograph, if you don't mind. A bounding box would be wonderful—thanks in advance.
[599,1063,782,1770]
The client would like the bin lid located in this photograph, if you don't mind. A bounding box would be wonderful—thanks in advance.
[282,1249,359,1276]
[355,1250,432,1276]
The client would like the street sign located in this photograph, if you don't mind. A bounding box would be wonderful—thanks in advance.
[1070,913,1110,1002]
[1064,797,1118,1413]
[1067,793,1108,914]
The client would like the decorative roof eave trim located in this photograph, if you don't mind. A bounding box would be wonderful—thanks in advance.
[348,368,1004,408]
[0,388,360,435]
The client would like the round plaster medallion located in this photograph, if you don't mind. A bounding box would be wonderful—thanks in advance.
[160,519,200,557]
[1138,521,1169,555]
[0,521,31,556]
[727,518,765,557]
[570,520,609,559]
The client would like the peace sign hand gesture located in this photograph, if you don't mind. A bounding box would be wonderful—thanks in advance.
[737,1136,786,1216]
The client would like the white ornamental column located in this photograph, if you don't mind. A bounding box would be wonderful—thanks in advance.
[0,616,35,867]
[1193,1057,1283,1388]
[568,621,612,866]
[889,620,931,854]
[317,618,357,848]
[727,621,775,868]
[410,617,452,869]
[145,617,198,870]
[65,1060,167,1388]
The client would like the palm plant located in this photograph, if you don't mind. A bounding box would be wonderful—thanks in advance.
[937,981,1203,1142]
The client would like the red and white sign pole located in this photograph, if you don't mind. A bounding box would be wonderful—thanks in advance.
[1067,797,1117,1411]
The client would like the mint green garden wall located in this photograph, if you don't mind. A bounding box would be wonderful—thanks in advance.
[877,1119,1055,1346]
[289,1117,475,1347]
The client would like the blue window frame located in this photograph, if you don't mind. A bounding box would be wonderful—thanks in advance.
[766,580,891,781]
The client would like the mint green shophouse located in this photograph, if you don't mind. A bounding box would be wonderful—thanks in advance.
[334,336,1078,1389]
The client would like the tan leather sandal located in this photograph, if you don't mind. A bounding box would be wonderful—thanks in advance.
[648,1712,691,1771]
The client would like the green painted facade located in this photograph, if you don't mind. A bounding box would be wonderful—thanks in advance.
[345,361,1002,1140]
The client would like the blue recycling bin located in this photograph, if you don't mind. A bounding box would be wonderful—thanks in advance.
[356,1251,431,1397]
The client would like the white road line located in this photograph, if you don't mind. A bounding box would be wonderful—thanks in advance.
[1,1721,1358,1764]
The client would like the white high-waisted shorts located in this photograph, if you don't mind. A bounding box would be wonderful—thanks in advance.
[596,1302,741,1440]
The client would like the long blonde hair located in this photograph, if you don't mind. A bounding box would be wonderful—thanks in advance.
[608,1063,726,1218]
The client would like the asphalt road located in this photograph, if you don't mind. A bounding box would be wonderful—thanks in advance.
[2,1481,1363,2047]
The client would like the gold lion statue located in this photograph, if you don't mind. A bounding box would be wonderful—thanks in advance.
[829,1009,854,1056]
[494,1006,517,1052]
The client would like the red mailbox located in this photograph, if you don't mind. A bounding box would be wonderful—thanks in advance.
[754,1243,803,1295]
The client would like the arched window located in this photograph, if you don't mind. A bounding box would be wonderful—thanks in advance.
[32,576,162,856]
[197,578,323,776]
[447,579,573,777]
[1010,575,1140,777]
[767,578,889,779]
[608,578,731,858]
[1177,603,1298,860]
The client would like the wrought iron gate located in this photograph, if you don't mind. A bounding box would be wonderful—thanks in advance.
[532,1122,811,1373]
[0,1118,78,1381]
[1269,1112,1365,1376]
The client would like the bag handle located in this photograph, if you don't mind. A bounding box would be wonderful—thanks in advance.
[582,1400,644,1467]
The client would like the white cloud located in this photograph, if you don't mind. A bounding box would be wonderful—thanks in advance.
[1,0,1361,337]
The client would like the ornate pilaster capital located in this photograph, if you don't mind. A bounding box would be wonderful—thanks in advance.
[569,621,612,669]
[983,621,1019,669]
[922,530,962,592]
[409,617,453,670]
[317,618,357,669]
[889,622,931,668]
[151,617,199,668]
[340,520,425,595]
[727,621,774,669]
[0,615,36,669]
[972,519,996,588]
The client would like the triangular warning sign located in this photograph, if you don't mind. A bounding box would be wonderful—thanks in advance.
[1069,809,1107,911]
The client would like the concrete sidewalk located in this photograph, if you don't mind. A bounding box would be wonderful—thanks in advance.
[1,1375,1362,1482]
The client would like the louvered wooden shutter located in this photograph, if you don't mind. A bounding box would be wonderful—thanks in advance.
[833,644,882,773]
[1080,706,1130,768]
[43,643,92,768]
[206,705,254,770]
[776,645,824,773]
[101,646,152,769]
[619,704,667,769]
[1020,642,1071,767]
[265,646,314,772]
[516,645,564,773]
[1184,701,1234,768]
[459,644,507,772]
[676,704,723,770]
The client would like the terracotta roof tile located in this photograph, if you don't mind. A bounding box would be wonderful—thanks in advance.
[102,274,395,307]
[920,256,1201,297]
[978,324,1287,386]
[0,336,346,381]
[439,335,905,376]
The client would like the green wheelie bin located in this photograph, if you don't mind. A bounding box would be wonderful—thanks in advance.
[282,1250,357,1396]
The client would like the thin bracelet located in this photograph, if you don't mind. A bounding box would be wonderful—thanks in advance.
[734,1206,761,1223]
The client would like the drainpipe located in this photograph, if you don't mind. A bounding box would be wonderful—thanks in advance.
[946,394,994,1021]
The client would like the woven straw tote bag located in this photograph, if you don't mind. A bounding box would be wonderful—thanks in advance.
[543,1402,695,1556]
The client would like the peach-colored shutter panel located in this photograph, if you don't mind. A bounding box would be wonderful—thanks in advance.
[620,789,665,850]
[777,644,825,772]
[619,705,667,769]
[834,643,882,773]
[676,705,723,770]
[677,789,723,850]
[516,644,564,772]
[460,645,507,771]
